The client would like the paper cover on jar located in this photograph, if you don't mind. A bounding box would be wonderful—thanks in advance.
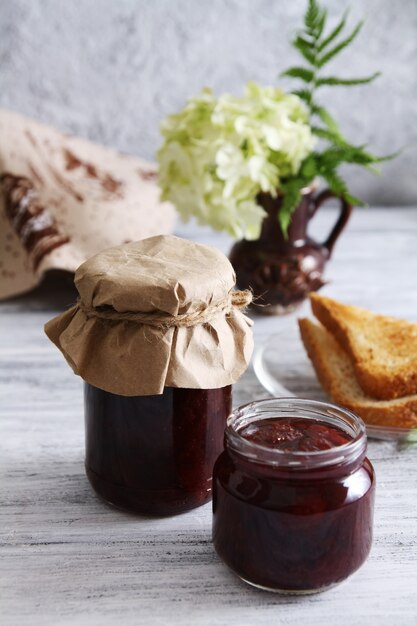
[45,235,254,396]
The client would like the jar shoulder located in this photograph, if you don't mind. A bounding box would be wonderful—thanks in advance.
[214,451,375,513]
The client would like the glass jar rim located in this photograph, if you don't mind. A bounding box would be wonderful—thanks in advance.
[225,397,367,470]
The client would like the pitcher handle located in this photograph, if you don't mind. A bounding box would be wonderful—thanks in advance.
[310,189,353,257]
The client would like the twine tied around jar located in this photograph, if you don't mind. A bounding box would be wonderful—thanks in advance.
[45,235,255,395]
[78,289,253,329]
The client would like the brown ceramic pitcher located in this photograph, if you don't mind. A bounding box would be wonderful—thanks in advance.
[229,186,352,314]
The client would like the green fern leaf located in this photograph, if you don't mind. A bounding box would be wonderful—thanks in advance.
[318,146,352,168]
[280,0,396,211]
[318,144,390,175]
[315,7,327,39]
[316,72,380,87]
[281,67,315,82]
[304,1,327,39]
[305,0,321,32]
[370,149,402,163]
[278,181,303,235]
[294,33,316,48]
[300,155,318,180]
[311,126,346,146]
[317,11,348,52]
[317,20,364,67]
[293,36,317,65]
[313,106,342,135]
[320,168,349,195]
[344,148,380,165]
[343,190,364,205]
[292,89,313,104]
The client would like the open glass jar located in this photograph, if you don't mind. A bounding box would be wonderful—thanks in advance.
[45,235,253,516]
[212,398,375,593]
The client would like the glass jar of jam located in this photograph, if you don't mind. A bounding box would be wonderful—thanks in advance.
[212,398,375,593]
[85,383,232,515]
[45,235,253,516]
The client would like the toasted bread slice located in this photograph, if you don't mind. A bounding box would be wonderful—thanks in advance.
[310,293,417,400]
[299,318,417,429]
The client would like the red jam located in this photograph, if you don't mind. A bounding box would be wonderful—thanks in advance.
[240,417,351,451]
[212,403,375,593]
[85,383,231,515]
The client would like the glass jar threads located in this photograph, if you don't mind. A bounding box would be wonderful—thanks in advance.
[45,235,253,515]
[212,398,375,593]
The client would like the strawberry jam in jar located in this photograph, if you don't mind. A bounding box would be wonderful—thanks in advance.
[45,236,253,517]
[212,398,375,593]
[85,384,232,515]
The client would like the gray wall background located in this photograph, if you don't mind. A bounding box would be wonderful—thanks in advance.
[1,0,416,205]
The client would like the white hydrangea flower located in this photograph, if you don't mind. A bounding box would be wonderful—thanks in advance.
[157,82,315,240]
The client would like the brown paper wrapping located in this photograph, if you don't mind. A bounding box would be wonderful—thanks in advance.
[45,235,254,396]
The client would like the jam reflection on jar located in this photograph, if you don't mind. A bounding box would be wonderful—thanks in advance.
[212,398,375,594]
[85,383,232,516]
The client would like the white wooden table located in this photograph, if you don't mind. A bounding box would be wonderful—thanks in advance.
[1,207,417,626]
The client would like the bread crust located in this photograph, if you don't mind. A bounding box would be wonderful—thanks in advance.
[310,293,417,400]
[299,318,417,429]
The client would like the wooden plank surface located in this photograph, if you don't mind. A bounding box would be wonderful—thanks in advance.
[1,207,417,626]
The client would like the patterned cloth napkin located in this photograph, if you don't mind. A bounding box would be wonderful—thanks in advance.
[0,109,176,299]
